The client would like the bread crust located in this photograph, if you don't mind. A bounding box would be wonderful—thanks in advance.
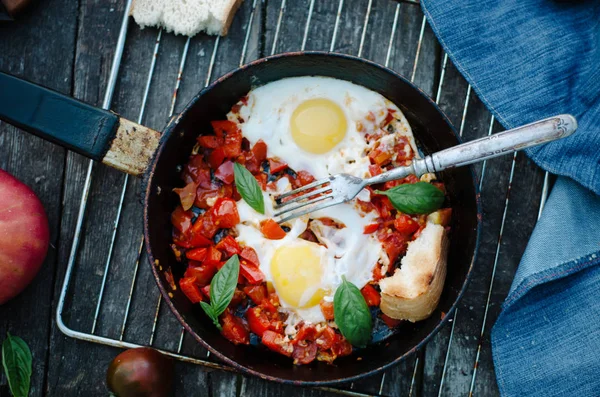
[220,0,244,36]
[379,223,449,322]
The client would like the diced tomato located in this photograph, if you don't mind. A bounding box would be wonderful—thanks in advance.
[294,170,315,187]
[221,311,249,345]
[201,285,211,300]
[211,120,242,158]
[191,212,219,239]
[240,260,264,285]
[243,285,267,305]
[374,196,395,219]
[267,292,280,307]
[197,135,220,148]
[208,147,226,169]
[211,198,240,228]
[295,325,318,342]
[369,148,393,166]
[173,181,198,211]
[383,180,402,190]
[260,219,286,240]
[188,231,213,248]
[315,326,336,350]
[363,223,379,234]
[381,232,408,264]
[368,164,383,177]
[260,297,278,314]
[357,199,377,214]
[254,173,267,190]
[230,289,246,307]
[215,235,241,257]
[361,284,381,307]
[211,120,237,138]
[244,153,261,173]
[331,335,353,357]
[268,158,288,173]
[215,161,235,184]
[262,330,292,357]
[240,246,260,267]
[183,155,210,185]
[203,246,222,267]
[320,300,335,321]
[184,263,216,286]
[247,307,271,337]
[251,140,268,163]
[394,214,420,235]
[381,313,402,328]
[372,264,385,281]
[383,108,395,126]
[179,277,204,303]
[292,342,318,365]
[185,247,208,262]
[171,206,193,234]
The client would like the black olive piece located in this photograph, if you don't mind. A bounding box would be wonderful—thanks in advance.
[281,225,291,232]
[213,229,228,244]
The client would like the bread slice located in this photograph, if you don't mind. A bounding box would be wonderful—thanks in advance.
[379,222,449,322]
[130,0,243,37]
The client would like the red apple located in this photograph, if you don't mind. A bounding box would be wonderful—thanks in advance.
[0,169,49,304]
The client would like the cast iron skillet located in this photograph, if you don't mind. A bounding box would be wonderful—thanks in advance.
[0,52,481,385]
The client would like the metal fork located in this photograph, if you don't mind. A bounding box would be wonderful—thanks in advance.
[274,114,577,223]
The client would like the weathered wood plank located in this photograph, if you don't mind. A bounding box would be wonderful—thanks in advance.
[0,0,77,396]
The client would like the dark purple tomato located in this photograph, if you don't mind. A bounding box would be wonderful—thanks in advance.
[106,347,173,397]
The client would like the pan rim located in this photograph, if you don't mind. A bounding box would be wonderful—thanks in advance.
[144,50,483,386]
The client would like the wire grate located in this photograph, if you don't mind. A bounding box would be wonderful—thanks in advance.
[55,0,550,396]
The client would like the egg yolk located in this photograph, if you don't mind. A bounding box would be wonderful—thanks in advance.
[290,98,347,154]
[270,244,326,308]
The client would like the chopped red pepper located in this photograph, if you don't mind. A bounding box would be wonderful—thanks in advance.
[268,158,288,173]
[197,135,220,148]
[171,206,193,235]
[184,263,217,286]
[211,198,240,229]
[240,260,265,285]
[295,325,318,342]
[247,307,270,337]
[191,211,219,239]
[208,147,226,169]
[251,140,268,163]
[185,247,208,262]
[221,311,249,345]
[215,161,235,184]
[203,246,223,267]
[368,164,383,177]
[360,284,381,307]
[292,342,318,365]
[259,219,287,240]
[179,277,203,303]
[320,300,335,321]
[240,246,260,267]
[188,231,213,248]
[363,223,379,234]
[215,235,241,257]
[294,170,315,187]
[315,326,336,350]
[261,330,292,357]
[254,173,267,190]
[394,214,420,235]
[243,285,267,305]
[331,335,352,357]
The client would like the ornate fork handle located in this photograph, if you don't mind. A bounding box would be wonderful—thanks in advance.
[366,114,577,186]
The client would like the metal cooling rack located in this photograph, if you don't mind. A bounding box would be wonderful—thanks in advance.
[56,0,550,396]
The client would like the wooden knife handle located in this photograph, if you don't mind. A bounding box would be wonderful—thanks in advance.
[2,0,35,16]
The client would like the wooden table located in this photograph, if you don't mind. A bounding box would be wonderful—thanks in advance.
[0,0,545,396]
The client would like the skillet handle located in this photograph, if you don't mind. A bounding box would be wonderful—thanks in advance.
[0,71,161,177]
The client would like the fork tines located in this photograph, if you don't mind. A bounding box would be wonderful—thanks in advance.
[273,177,336,221]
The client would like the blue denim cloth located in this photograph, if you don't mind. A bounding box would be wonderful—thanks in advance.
[420,0,600,395]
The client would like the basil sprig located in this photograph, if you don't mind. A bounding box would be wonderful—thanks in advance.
[375,182,444,214]
[2,333,32,397]
[233,163,265,214]
[200,255,240,331]
[333,277,372,348]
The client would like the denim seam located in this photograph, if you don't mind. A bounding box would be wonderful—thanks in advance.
[504,249,600,309]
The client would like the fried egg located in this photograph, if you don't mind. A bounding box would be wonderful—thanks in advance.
[228,76,412,180]
[227,76,414,325]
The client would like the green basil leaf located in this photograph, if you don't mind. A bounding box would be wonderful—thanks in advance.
[2,333,32,397]
[234,163,265,214]
[209,255,240,318]
[199,301,221,331]
[333,277,372,348]
[375,182,444,214]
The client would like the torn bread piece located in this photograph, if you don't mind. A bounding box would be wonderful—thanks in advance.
[379,220,449,322]
[130,0,243,37]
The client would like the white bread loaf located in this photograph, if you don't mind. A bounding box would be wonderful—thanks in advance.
[130,0,243,37]
[379,222,449,322]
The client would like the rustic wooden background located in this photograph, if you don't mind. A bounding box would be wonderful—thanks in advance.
[0,0,545,396]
